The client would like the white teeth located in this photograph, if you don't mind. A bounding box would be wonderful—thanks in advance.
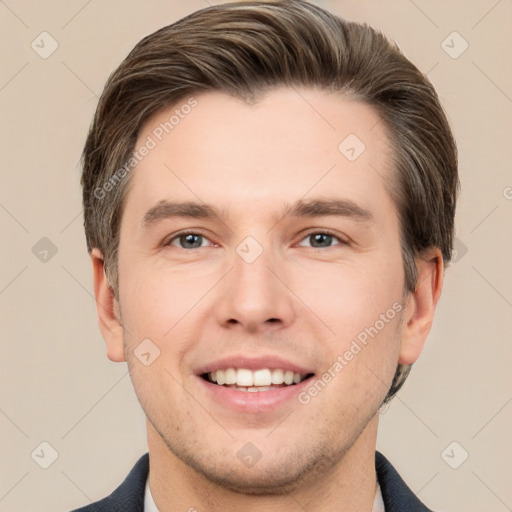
[253,369,272,386]
[271,369,284,384]
[216,370,226,385]
[224,368,236,385]
[236,368,253,386]
[208,368,306,388]
[227,385,273,392]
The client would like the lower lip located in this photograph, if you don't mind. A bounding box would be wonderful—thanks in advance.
[197,376,314,413]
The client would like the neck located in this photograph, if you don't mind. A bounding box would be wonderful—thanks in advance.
[147,416,379,512]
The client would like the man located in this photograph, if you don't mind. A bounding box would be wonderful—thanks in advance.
[74,1,458,510]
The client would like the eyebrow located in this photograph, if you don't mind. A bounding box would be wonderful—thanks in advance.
[141,198,373,229]
[288,198,373,221]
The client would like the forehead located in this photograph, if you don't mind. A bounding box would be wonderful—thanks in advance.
[125,87,395,223]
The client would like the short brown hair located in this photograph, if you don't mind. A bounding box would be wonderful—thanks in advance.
[81,0,458,402]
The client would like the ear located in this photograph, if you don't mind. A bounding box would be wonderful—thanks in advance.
[398,248,444,365]
[91,248,125,362]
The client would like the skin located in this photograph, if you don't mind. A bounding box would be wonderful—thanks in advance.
[91,87,443,512]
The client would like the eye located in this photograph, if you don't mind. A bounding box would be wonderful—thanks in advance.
[163,230,345,250]
[164,232,211,249]
[297,231,345,248]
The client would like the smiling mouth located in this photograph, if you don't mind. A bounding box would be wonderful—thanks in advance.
[201,368,315,392]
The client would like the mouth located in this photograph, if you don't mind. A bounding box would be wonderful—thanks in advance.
[200,368,315,393]
[195,355,316,412]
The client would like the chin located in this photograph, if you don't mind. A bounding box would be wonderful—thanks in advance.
[162,433,345,496]
[185,456,319,495]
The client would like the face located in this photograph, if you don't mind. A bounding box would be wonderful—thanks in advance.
[113,88,409,492]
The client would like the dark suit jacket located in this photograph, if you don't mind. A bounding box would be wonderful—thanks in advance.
[71,451,434,511]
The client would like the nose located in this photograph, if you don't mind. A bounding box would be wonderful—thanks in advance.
[214,243,296,333]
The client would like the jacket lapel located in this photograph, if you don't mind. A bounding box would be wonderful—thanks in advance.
[376,451,434,512]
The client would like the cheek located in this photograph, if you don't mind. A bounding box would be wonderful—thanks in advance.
[117,275,179,384]
[119,254,199,336]
[293,251,404,337]
[120,270,198,417]
[292,249,405,399]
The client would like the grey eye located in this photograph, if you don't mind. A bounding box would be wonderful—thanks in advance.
[298,232,342,248]
[168,233,208,249]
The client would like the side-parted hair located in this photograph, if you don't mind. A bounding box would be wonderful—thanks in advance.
[81,0,459,402]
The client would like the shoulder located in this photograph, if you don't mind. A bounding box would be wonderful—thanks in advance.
[376,451,436,512]
[69,453,149,512]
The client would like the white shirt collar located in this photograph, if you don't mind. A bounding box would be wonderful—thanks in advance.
[144,478,159,512]
[144,476,385,511]
[373,480,386,512]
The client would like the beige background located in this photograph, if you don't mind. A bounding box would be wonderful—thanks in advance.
[1,0,511,511]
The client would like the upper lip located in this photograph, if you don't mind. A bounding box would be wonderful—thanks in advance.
[195,354,314,376]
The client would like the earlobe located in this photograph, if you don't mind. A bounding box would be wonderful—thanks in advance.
[91,248,125,362]
[398,248,444,365]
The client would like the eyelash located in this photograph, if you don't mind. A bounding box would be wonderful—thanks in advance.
[162,229,347,249]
